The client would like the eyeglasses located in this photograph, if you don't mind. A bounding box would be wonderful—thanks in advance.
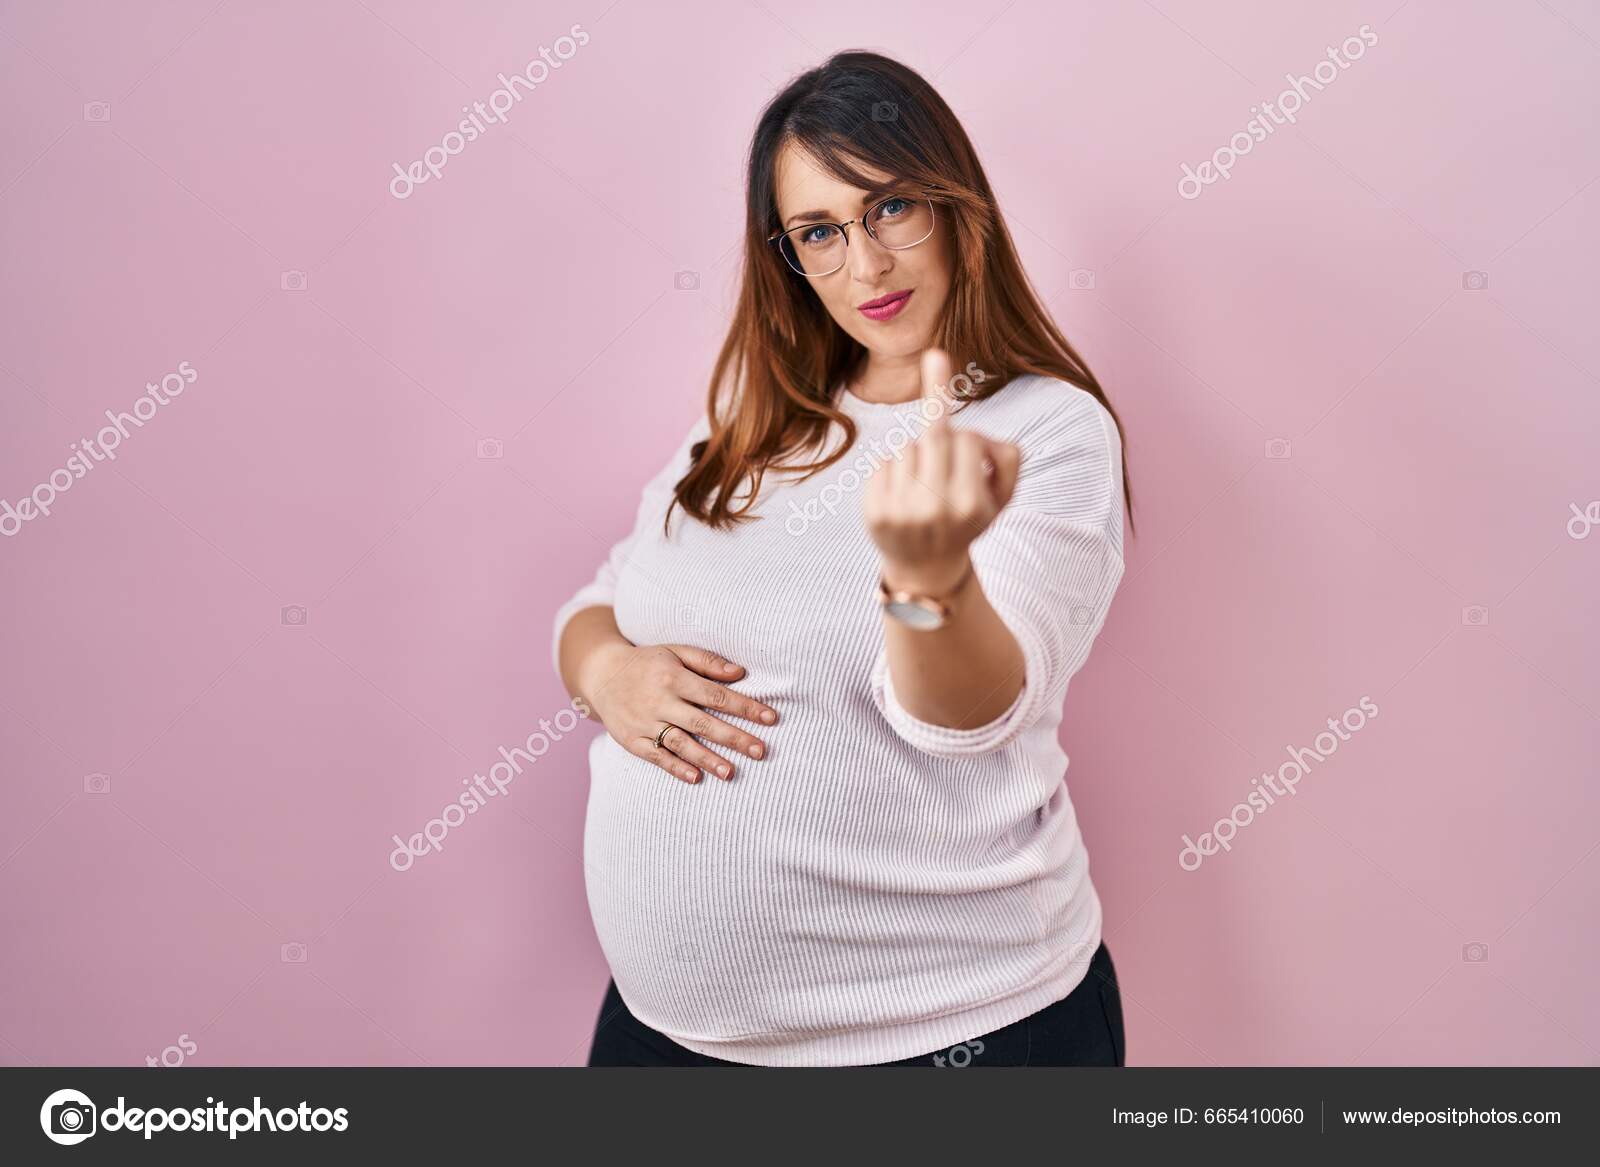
[768,194,936,277]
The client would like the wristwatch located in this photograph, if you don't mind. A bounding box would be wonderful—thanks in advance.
[878,562,974,631]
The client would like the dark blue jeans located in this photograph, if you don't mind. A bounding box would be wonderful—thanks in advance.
[587,942,1125,1067]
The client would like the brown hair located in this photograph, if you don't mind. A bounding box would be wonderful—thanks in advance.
[669,50,1132,532]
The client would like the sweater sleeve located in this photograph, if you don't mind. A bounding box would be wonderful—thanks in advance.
[549,413,712,679]
[868,390,1126,758]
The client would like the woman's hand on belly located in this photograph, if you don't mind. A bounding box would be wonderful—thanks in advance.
[579,641,778,784]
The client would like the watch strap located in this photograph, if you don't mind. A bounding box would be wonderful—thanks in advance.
[877,561,974,626]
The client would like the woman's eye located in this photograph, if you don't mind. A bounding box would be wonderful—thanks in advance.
[877,198,908,218]
[800,226,836,247]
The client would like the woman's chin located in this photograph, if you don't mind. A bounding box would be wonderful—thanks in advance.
[842,321,933,360]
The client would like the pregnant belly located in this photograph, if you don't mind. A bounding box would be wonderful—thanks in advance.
[579,732,1077,1042]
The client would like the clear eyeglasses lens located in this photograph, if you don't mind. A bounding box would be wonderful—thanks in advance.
[777,196,934,276]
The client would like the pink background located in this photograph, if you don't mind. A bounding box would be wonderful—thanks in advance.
[1,0,1596,1066]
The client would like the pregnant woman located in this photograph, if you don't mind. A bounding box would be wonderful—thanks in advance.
[552,51,1132,1067]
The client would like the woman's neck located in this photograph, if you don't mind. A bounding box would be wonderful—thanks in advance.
[848,352,924,404]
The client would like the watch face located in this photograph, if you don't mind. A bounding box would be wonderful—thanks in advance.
[885,599,945,631]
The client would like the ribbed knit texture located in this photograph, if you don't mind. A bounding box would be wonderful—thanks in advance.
[551,374,1125,1066]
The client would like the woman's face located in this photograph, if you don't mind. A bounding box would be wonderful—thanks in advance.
[771,141,952,361]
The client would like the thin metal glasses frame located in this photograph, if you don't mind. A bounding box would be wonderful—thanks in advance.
[767,195,937,278]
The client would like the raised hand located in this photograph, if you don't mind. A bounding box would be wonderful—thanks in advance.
[863,348,1021,594]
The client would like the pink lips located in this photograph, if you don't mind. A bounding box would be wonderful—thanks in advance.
[857,289,913,321]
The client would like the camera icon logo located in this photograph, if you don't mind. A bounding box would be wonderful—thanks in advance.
[674,270,700,291]
[1265,438,1292,460]
[83,102,111,123]
[1462,270,1489,291]
[281,941,308,963]
[281,605,308,627]
[871,101,898,122]
[83,772,111,795]
[280,270,308,292]
[1461,605,1489,627]
[476,437,504,460]
[1069,268,1096,290]
[40,1088,97,1145]
[1462,942,1489,963]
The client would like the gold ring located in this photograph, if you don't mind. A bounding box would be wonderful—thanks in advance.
[654,723,677,750]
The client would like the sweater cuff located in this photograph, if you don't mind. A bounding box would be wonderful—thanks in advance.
[868,604,1050,758]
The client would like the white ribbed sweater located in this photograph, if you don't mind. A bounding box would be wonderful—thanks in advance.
[551,374,1125,1066]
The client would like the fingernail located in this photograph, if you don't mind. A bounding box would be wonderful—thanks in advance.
[717,764,731,779]
[748,743,764,759]
[686,770,700,783]
[760,710,776,724]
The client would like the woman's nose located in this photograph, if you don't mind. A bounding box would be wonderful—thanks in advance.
[845,225,892,282]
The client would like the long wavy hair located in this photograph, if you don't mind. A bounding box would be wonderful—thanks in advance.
[669,50,1133,532]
